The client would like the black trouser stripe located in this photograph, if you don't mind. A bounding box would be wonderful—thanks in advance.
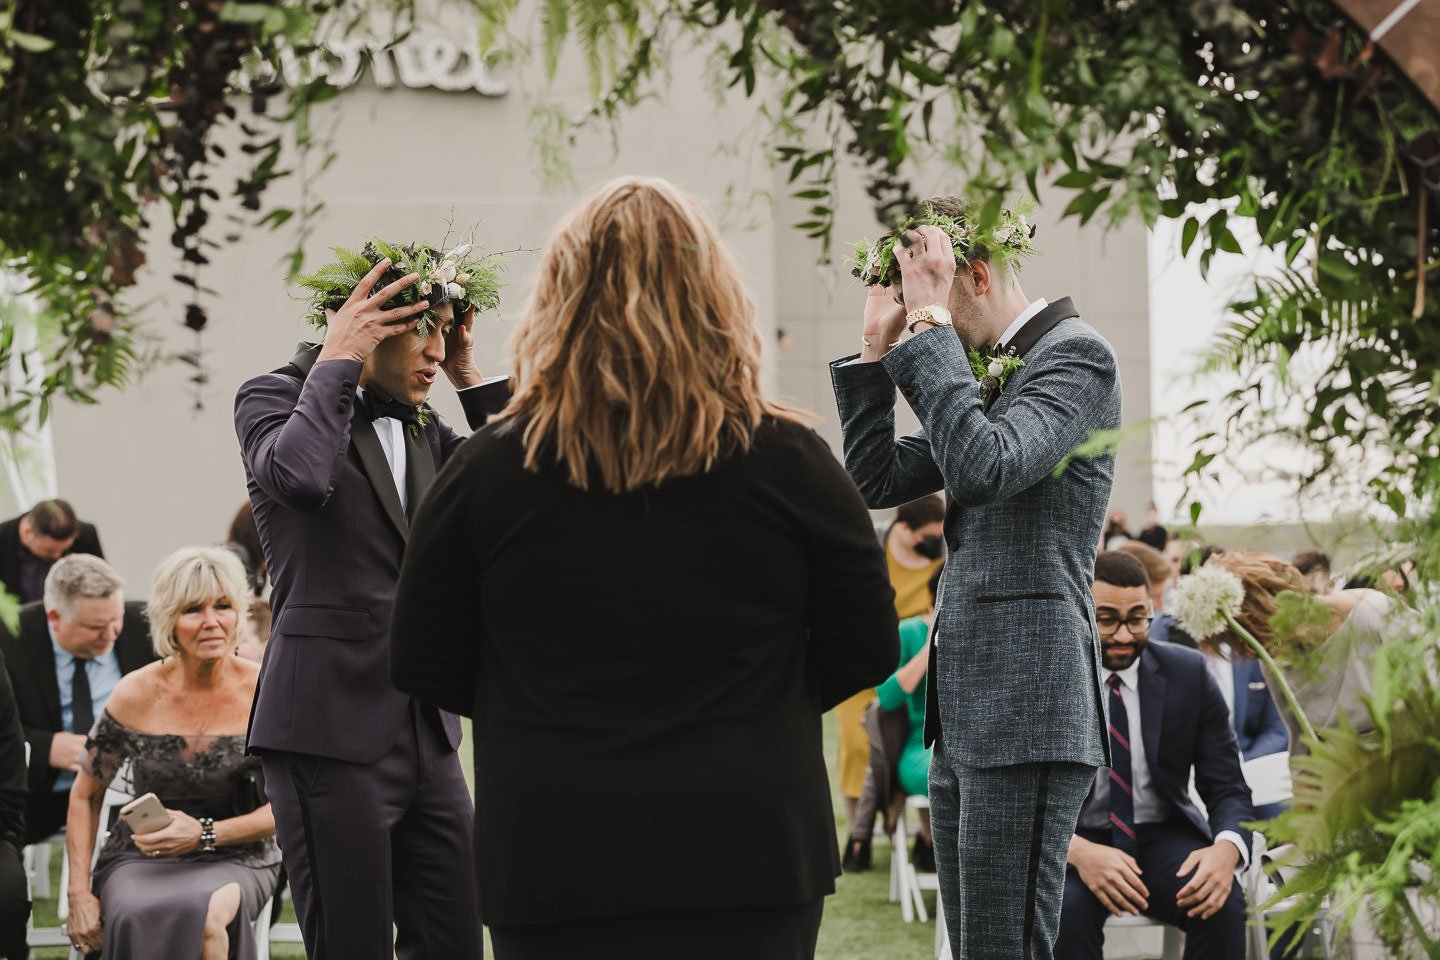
[289,755,326,960]
[1022,764,1052,960]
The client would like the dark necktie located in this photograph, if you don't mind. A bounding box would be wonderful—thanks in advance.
[1106,673,1138,856]
[71,657,94,735]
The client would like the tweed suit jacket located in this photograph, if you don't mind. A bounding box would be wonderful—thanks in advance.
[830,304,1120,769]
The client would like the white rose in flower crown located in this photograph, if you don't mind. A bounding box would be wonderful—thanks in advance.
[993,224,1018,245]
[1170,566,1245,641]
[446,281,465,300]
[419,280,433,295]
[987,359,1004,378]
[456,272,470,284]
[436,263,457,284]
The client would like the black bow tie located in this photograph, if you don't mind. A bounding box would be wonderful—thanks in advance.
[360,392,420,427]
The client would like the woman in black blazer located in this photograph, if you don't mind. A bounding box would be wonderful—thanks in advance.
[389,176,899,959]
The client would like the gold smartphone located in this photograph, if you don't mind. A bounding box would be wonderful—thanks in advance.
[117,793,173,835]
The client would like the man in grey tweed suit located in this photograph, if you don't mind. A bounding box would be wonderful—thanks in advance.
[830,199,1121,959]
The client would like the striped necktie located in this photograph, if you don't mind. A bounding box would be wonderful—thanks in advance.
[1106,673,1138,856]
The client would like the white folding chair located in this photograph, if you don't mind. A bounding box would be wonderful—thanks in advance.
[893,794,939,923]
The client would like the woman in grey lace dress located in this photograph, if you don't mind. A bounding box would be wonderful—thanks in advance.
[65,547,280,959]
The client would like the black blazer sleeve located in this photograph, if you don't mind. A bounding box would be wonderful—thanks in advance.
[390,436,487,717]
[438,379,513,464]
[787,429,900,711]
[0,651,26,852]
[70,522,103,560]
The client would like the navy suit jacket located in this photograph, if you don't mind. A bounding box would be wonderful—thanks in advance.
[0,517,104,603]
[235,343,509,763]
[1083,640,1255,847]
[1151,612,1288,761]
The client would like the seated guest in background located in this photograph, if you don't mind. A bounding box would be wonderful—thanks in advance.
[235,598,271,664]
[0,500,104,605]
[0,652,29,959]
[390,176,899,958]
[1102,509,1133,549]
[1058,552,1254,960]
[1136,502,1169,552]
[1208,551,1396,755]
[1116,540,1171,616]
[838,493,944,863]
[0,555,152,843]
[845,565,943,873]
[223,502,267,597]
[1292,550,1331,596]
[65,547,279,960]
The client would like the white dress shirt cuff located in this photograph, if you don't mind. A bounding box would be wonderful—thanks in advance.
[1216,830,1249,869]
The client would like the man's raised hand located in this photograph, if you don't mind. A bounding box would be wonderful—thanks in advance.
[441,303,483,389]
[858,285,907,362]
[317,257,430,364]
[894,224,956,315]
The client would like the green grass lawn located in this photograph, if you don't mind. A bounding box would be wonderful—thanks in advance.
[27,713,936,958]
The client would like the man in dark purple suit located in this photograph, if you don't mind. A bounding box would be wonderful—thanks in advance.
[235,256,507,959]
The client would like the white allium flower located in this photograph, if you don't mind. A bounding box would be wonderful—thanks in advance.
[987,359,1004,377]
[446,281,464,300]
[1170,566,1245,641]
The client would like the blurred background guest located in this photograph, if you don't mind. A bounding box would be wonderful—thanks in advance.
[843,565,943,873]
[1136,502,1169,552]
[836,493,943,852]
[1291,550,1332,596]
[1102,509,1133,549]
[1206,551,1393,754]
[0,555,152,844]
[65,547,278,960]
[222,502,267,597]
[235,598,271,664]
[0,500,104,605]
[390,176,898,959]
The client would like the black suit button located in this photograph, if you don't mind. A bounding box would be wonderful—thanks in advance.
[342,381,354,391]
[336,400,348,412]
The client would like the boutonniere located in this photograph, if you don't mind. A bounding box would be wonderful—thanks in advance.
[968,346,1024,405]
[410,404,433,439]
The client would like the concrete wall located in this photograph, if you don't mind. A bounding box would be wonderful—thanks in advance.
[31,26,1154,591]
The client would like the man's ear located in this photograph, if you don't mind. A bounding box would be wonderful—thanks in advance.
[970,260,993,298]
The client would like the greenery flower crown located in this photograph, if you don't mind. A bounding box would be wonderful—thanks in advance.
[850,201,1039,287]
[296,238,504,338]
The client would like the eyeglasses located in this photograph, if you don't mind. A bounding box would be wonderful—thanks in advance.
[1095,613,1153,637]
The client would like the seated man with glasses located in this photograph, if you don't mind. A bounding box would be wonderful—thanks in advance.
[1056,551,1255,960]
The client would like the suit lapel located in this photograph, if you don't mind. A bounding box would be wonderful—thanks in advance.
[1138,650,1164,781]
[351,407,409,538]
[1230,659,1251,734]
[404,419,436,521]
[1005,297,1079,357]
[23,605,63,731]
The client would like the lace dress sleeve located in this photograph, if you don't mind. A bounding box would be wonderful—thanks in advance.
[84,711,132,791]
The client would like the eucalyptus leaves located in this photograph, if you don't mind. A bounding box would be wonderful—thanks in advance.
[296,239,504,339]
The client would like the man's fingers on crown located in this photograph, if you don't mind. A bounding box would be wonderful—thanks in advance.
[349,257,392,303]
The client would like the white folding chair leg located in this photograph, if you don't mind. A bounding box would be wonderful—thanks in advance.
[29,841,50,900]
[893,811,914,921]
[935,890,952,960]
[57,846,71,920]
[1162,925,1183,959]
[253,896,273,954]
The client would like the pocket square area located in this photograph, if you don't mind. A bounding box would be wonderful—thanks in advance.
[1248,681,1267,690]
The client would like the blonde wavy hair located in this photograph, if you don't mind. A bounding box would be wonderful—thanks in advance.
[497,176,809,492]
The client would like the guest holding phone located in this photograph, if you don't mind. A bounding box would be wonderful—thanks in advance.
[65,547,278,959]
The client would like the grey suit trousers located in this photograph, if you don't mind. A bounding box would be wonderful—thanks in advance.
[929,743,1096,960]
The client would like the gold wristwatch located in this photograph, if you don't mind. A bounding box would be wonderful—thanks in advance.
[905,304,953,334]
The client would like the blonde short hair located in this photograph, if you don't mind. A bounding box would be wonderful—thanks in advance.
[147,546,252,658]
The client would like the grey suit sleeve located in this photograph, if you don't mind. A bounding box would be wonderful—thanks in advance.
[234,358,362,512]
[879,328,1118,506]
[828,355,945,509]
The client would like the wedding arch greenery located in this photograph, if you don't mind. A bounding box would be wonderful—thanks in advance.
[2,3,1439,947]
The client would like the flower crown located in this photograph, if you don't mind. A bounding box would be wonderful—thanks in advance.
[850,201,1038,287]
[296,238,504,338]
